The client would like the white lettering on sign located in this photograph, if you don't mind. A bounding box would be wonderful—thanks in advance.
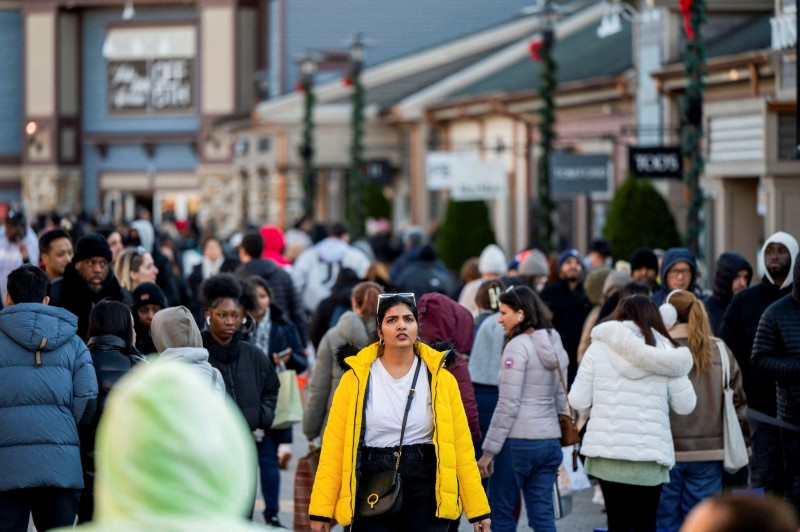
[633,153,680,173]
[108,58,193,113]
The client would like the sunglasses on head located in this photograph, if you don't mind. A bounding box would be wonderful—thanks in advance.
[376,292,416,315]
[505,285,523,307]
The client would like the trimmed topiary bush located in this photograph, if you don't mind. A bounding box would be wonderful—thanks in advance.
[436,199,496,271]
[603,177,682,262]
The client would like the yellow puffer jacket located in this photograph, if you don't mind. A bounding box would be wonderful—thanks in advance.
[308,342,490,526]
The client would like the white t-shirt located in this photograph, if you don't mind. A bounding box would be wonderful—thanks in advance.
[363,357,434,447]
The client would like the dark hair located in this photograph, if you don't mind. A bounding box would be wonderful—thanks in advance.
[613,295,678,347]
[238,274,274,316]
[329,222,349,238]
[376,294,418,326]
[7,265,49,303]
[240,231,264,259]
[39,229,71,254]
[475,279,506,311]
[597,282,651,323]
[201,273,243,310]
[88,300,135,351]
[694,494,799,532]
[498,285,553,338]
[200,235,222,252]
[590,239,612,257]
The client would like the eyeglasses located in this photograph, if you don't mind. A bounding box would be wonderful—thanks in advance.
[667,267,692,278]
[377,292,416,314]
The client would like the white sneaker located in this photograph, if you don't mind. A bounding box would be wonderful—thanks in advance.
[592,484,605,505]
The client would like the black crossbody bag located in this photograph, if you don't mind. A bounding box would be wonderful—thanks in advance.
[355,357,422,517]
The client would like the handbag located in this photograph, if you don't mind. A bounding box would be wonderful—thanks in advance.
[555,358,581,447]
[717,339,749,474]
[355,357,422,517]
[271,363,303,430]
[294,447,321,531]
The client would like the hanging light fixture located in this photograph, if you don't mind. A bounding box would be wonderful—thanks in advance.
[122,0,135,20]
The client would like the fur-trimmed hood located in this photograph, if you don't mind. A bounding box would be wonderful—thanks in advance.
[590,320,692,379]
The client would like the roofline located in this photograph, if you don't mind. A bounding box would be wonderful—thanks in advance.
[651,50,772,93]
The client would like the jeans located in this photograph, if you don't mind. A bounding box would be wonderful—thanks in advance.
[348,443,450,531]
[257,431,280,520]
[749,415,784,495]
[656,460,723,531]
[599,479,662,532]
[488,438,562,532]
[0,487,81,532]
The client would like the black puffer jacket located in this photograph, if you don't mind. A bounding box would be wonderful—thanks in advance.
[540,278,592,386]
[752,264,800,421]
[720,277,792,414]
[202,330,280,431]
[703,252,753,335]
[239,259,307,343]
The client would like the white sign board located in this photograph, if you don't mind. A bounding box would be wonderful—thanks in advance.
[425,152,507,200]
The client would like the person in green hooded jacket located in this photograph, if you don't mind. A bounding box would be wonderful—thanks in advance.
[62,361,280,531]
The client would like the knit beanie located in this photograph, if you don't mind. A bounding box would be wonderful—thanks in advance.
[132,282,168,310]
[557,249,581,271]
[584,267,612,305]
[630,247,659,272]
[603,270,633,296]
[518,249,550,278]
[73,233,113,263]
[478,244,507,275]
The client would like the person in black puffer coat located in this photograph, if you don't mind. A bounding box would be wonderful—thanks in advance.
[703,252,753,335]
[307,267,360,350]
[78,300,145,523]
[752,253,800,512]
[200,274,280,518]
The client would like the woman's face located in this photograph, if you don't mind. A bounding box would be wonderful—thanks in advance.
[255,286,270,315]
[207,298,244,345]
[204,240,223,261]
[131,252,159,285]
[498,302,523,336]
[378,303,418,350]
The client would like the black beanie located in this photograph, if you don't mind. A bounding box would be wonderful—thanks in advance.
[73,233,112,263]
[132,282,168,310]
[630,247,659,272]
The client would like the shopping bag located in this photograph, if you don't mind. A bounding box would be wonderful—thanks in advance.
[271,365,303,430]
[557,446,592,496]
[294,447,321,531]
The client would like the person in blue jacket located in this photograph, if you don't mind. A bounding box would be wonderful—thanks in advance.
[0,264,98,531]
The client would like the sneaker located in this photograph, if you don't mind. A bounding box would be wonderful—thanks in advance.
[265,516,287,529]
[592,484,605,506]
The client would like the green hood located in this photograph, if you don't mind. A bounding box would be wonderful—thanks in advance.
[72,362,266,531]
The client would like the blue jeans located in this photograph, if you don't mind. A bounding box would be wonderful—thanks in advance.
[257,431,280,520]
[656,461,723,531]
[488,438,562,532]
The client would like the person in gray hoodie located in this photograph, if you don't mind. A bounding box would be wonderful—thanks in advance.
[151,305,225,394]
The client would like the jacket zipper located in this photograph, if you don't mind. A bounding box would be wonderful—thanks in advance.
[432,358,443,517]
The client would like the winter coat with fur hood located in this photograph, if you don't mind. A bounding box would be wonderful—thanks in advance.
[569,320,696,468]
[482,328,569,456]
[303,310,375,441]
[308,342,490,526]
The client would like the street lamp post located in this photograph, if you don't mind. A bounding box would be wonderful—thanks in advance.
[347,34,366,238]
[298,52,317,216]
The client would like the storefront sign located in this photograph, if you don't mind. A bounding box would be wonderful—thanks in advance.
[629,146,683,179]
[425,152,507,199]
[108,58,193,113]
[550,153,611,196]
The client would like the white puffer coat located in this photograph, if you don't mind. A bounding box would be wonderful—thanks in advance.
[568,320,696,468]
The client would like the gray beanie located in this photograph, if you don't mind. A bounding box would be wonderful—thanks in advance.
[602,270,632,296]
[151,306,203,352]
[518,250,550,277]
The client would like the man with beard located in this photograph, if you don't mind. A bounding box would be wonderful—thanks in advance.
[721,231,798,496]
[50,233,133,340]
[540,248,592,386]
[753,252,800,512]
[0,209,39,304]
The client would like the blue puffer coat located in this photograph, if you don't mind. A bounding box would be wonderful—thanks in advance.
[0,303,98,490]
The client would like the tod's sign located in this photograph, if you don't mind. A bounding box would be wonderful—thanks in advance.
[629,146,683,179]
[108,58,193,114]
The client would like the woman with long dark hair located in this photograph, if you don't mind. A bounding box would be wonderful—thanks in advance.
[569,295,697,532]
[78,300,146,522]
[476,285,568,532]
[309,294,490,532]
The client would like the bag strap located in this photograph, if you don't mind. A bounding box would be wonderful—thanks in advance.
[555,355,573,417]
[395,357,423,471]
[716,339,731,391]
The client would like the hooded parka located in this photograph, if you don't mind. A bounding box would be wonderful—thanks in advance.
[308,342,490,526]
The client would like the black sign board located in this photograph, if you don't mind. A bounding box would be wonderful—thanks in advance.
[629,146,683,179]
[364,159,394,186]
[549,153,611,197]
[108,58,193,114]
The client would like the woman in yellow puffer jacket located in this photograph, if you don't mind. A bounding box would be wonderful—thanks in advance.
[309,293,491,532]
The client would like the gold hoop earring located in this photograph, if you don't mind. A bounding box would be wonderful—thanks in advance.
[379,338,384,346]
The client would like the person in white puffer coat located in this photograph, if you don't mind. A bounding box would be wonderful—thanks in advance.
[569,294,696,532]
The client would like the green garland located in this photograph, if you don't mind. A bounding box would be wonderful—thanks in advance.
[348,73,366,239]
[681,0,707,257]
[301,80,316,215]
[536,30,557,254]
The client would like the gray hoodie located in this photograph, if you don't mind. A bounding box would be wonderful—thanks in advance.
[151,306,225,394]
